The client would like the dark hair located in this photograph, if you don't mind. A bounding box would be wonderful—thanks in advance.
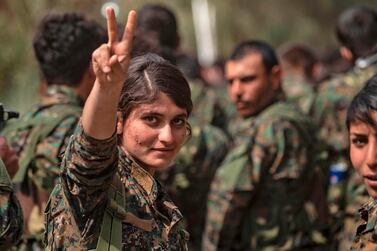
[336,6,377,59]
[229,40,279,74]
[131,29,177,64]
[280,44,317,79]
[33,12,106,86]
[347,74,377,129]
[137,4,178,50]
[118,53,192,120]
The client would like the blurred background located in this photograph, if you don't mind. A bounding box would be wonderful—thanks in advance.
[0,0,375,113]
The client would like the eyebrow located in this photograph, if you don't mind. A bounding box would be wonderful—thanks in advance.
[141,111,188,118]
[227,74,257,84]
[349,133,367,137]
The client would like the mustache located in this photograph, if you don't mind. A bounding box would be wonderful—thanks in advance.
[235,96,246,103]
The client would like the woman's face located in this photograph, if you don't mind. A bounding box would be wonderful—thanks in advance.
[349,112,377,199]
[118,92,188,174]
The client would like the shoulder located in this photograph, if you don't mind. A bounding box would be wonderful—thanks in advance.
[255,103,309,134]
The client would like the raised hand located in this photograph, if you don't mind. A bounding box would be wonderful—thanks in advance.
[92,8,136,87]
[83,8,136,140]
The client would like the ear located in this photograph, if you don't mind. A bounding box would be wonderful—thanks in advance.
[269,65,282,91]
[340,47,353,62]
[116,112,124,135]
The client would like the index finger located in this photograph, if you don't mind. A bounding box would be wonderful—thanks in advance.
[106,7,118,47]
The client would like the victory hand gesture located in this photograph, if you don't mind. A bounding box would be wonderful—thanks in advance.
[92,8,136,87]
[83,8,136,140]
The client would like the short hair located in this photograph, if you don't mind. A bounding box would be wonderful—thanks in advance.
[33,12,106,86]
[347,74,377,129]
[336,5,377,59]
[229,40,279,74]
[280,44,317,79]
[137,4,178,50]
[118,53,193,120]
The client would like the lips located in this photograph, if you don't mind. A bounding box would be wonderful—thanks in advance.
[235,101,248,110]
[364,175,377,188]
[152,147,175,152]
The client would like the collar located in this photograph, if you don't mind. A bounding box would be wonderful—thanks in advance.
[118,150,157,197]
[41,85,84,107]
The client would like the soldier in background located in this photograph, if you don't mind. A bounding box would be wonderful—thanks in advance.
[135,4,229,250]
[0,136,23,250]
[345,75,377,250]
[279,43,318,114]
[203,40,330,251]
[310,5,377,250]
[1,12,106,250]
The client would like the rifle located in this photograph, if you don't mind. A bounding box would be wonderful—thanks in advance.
[0,103,19,130]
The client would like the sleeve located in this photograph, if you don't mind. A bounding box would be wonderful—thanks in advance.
[34,116,79,191]
[60,121,118,220]
[203,118,307,250]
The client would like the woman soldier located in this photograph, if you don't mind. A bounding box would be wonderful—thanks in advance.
[44,8,192,250]
[347,74,377,250]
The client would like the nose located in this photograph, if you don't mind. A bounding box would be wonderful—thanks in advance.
[366,140,377,170]
[158,124,174,144]
[229,79,243,100]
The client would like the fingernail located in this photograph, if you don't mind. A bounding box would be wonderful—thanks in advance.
[118,55,126,62]
[103,66,111,73]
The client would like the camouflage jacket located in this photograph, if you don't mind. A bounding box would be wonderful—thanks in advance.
[203,101,330,251]
[282,74,315,114]
[44,123,189,250]
[157,117,229,250]
[189,81,230,134]
[0,158,23,250]
[311,55,377,249]
[3,85,83,193]
[351,199,377,251]
[311,56,377,153]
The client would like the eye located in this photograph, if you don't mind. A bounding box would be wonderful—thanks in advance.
[351,136,368,148]
[171,117,186,127]
[240,75,256,83]
[142,115,158,125]
[227,78,234,86]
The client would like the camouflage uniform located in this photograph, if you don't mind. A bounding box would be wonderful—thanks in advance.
[1,85,83,250]
[311,54,377,249]
[203,100,330,251]
[0,158,23,250]
[189,81,231,135]
[44,123,189,250]
[351,199,377,250]
[282,74,315,114]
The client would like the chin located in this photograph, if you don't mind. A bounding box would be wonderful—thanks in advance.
[367,188,377,200]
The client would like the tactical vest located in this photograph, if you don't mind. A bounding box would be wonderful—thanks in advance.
[216,102,329,249]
